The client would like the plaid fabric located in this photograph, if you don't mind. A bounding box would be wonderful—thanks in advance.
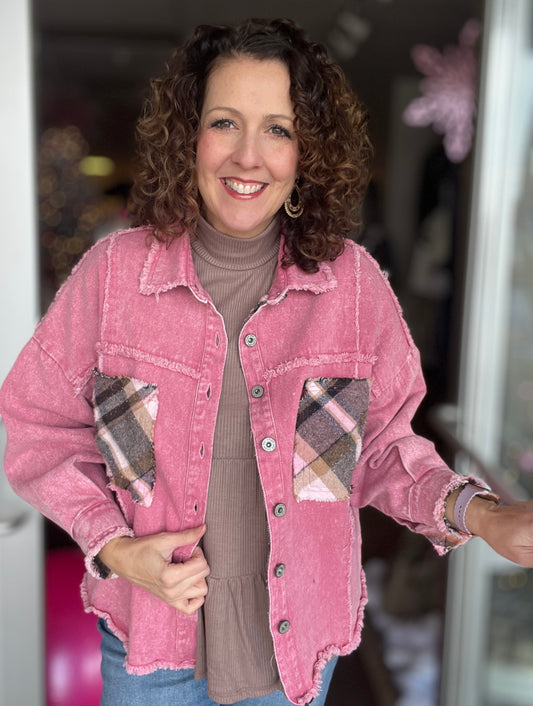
[93,371,158,507]
[293,377,370,502]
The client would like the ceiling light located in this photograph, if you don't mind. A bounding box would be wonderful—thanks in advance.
[79,155,115,177]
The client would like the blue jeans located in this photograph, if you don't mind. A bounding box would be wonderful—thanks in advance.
[98,619,336,705]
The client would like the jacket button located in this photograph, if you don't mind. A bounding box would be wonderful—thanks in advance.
[273,503,286,517]
[244,333,257,347]
[251,385,264,398]
[261,437,276,452]
[278,620,290,634]
[274,563,286,578]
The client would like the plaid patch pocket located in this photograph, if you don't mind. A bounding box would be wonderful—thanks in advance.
[293,377,370,502]
[93,371,159,507]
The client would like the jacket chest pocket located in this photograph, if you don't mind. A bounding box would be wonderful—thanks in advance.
[93,370,159,507]
[293,377,370,502]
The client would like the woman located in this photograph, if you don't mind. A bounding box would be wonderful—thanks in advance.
[1,17,533,706]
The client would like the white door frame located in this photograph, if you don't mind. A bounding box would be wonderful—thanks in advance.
[0,1,43,704]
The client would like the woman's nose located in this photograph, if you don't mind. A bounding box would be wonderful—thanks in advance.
[231,131,263,169]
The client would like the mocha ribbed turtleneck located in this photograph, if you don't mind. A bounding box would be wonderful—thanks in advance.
[191,216,283,703]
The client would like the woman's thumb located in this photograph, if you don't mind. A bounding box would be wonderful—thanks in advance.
[166,524,206,562]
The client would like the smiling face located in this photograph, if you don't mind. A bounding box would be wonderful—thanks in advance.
[196,56,299,239]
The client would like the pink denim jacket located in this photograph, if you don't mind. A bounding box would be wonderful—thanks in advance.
[0,227,470,705]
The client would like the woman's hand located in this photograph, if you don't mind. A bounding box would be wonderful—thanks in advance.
[466,498,533,567]
[97,525,210,615]
[446,487,533,567]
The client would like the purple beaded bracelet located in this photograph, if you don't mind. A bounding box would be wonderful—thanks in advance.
[453,484,497,535]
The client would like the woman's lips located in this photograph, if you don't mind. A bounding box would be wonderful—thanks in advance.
[221,178,267,197]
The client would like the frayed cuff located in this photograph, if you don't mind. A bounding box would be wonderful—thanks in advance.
[434,476,493,555]
[85,526,135,579]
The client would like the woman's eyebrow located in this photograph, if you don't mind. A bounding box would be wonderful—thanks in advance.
[203,106,294,122]
[264,112,295,122]
[203,106,238,115]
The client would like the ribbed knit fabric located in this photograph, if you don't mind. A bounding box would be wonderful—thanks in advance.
[191,216,283,703]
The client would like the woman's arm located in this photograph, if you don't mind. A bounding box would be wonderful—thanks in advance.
[0,239,133,576]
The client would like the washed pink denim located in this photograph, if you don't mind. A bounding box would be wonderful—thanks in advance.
[0,228,472,705]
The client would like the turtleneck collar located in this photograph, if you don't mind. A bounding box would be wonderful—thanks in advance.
[191,215,280,271]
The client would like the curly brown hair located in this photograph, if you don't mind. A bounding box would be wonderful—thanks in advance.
[129,18,373,272]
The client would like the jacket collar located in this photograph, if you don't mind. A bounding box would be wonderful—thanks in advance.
[139,231,337,299]
[139,232,197,296]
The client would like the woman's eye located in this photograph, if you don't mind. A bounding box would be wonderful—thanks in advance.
[211,118,234,130]
[270,124,292,138]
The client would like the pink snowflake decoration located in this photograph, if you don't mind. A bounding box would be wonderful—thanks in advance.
[403,19,482,163]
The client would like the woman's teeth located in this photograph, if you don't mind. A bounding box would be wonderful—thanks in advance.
[224,179,265,195]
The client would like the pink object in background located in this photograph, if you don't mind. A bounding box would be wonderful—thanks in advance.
[403,19,482,163]
[46,547,102,706]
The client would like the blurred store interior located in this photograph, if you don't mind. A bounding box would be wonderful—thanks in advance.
[1,1,533,705]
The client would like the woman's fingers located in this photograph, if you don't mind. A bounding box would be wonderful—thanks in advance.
[158,551,210,613]
[158,546,210,598]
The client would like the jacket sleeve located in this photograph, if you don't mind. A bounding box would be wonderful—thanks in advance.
[350,249,480,554]
[0,238,134,577]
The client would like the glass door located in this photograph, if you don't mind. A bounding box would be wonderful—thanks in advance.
[441,1,533,705]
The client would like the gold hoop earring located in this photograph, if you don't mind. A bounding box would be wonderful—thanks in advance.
[284,184,303,219]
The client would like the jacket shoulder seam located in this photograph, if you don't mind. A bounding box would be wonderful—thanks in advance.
[352,244,420,400]
[30,335,93,396]
[370,345,419,400]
